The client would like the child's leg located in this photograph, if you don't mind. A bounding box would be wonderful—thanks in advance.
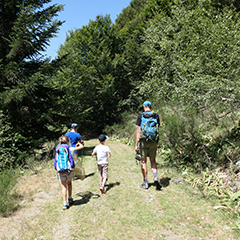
[102,177,107,186]
[98,164,103,185]
[102,164,108,187]
[61,180,67,203]
[67,180,72,198]
[100,176,103,185]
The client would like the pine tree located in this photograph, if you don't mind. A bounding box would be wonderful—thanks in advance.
[0,0,64,168]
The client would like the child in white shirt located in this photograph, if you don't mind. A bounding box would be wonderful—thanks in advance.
[92,134,111,194]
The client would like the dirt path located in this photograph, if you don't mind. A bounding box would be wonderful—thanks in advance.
[0,139,238,240]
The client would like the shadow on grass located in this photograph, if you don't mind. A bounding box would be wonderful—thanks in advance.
[147,177,171,190]
[85,172,95,179]
[105,182,120,193]
[83,146,95,155]
[73,191,100,206]
[160,177,171,187]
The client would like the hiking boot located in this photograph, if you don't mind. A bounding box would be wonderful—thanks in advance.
[62,204,69,210]
[154,176,162,190]
[100,186,105,194]
[68,197,73,205]
[140,181,148,189]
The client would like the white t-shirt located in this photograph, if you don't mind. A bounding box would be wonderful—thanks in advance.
[93,144,111,165]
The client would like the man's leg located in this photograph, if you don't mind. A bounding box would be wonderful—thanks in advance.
[150,158,157,173]
[141,157,148,179]
[140,157,149,189]
[150,158,162,190]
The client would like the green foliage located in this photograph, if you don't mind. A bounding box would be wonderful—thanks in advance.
[56,15,133,135]
[183,166,240,225]
[159,106,209,170]
[104,111,137,145]
[158,101,240,171]
[0,168,19,217]
[0,0,65,168]
[142,0,240,119]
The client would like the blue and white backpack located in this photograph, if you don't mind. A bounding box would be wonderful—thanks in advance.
[140,111,159,141]
[55,144,73,173]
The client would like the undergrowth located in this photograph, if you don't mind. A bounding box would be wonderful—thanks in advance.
[0,168,20,217]
[105,108,240,228]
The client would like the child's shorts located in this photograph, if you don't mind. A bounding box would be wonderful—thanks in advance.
[98,164,108,179]
[59,171,74,181]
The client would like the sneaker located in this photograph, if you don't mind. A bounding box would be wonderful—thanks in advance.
[68,197,73,205]
[140,181,148,189]
[100,186,105,194]
[154,176,162,190]
[62,204,69,210]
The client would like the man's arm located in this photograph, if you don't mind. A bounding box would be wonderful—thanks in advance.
[74,142,84,151]
[135,126,141,152]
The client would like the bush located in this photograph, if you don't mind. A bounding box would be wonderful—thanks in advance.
[104,111,137,145]
[0,168,19,217]
[0,111,29,170]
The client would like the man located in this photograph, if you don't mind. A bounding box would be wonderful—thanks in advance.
[65,123,83,157]
[135,101,162,190]
[65,123,85,180]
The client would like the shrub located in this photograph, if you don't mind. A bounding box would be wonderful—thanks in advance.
[0,168,19,217]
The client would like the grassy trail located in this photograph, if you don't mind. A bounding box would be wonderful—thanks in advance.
[0,139,238,239]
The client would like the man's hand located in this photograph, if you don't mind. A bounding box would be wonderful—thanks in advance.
[135,145,139,153]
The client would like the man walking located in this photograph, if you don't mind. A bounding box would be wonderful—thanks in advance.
[65,123,83,158]
[135,101,162,190]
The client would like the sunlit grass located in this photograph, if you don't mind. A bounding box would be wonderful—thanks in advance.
[0,139,239,239]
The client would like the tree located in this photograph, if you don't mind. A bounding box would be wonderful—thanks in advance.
[56,15,131,134]
[115,0,173,106]
[141,0,240,116]
[140,0,240,166]
[0,0,64,168]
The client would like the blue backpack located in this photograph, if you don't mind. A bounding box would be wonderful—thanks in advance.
[140,111,159,141]
[55,144,73,173]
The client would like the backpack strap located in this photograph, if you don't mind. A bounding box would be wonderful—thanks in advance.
[56,145,69,156]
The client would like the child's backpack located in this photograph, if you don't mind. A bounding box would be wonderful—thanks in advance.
[140,111,159,141]
[55,144,73,173]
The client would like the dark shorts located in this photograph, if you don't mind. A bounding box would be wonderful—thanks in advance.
[98,164,108,179]
[139,140,157,158]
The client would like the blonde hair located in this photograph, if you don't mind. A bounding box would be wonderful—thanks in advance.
[59,135,70,145]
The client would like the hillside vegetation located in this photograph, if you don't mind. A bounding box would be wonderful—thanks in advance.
[1,0,240,231]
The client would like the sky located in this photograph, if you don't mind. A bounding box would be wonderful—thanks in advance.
[43,0,131,59]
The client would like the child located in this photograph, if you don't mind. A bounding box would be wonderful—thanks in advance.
[92,134,111,194]
[54,135,76,210]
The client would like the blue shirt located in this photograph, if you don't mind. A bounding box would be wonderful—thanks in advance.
[65,131,82,154]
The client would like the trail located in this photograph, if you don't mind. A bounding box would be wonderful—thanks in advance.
[0,139,238,240]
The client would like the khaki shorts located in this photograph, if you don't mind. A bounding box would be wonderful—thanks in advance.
[139,140,157,159]
[59,171,74,181]
[98,164,108,180]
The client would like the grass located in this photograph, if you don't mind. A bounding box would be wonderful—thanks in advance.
[0,168,20,217]
[0,139,239,239]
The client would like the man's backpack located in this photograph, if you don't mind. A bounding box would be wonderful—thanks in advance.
[140,111,159,141]
[55,145,73,173]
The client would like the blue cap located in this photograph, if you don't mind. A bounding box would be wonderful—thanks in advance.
[71,123,78,128]
[143,101,151,107]
[99,134,108,142]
